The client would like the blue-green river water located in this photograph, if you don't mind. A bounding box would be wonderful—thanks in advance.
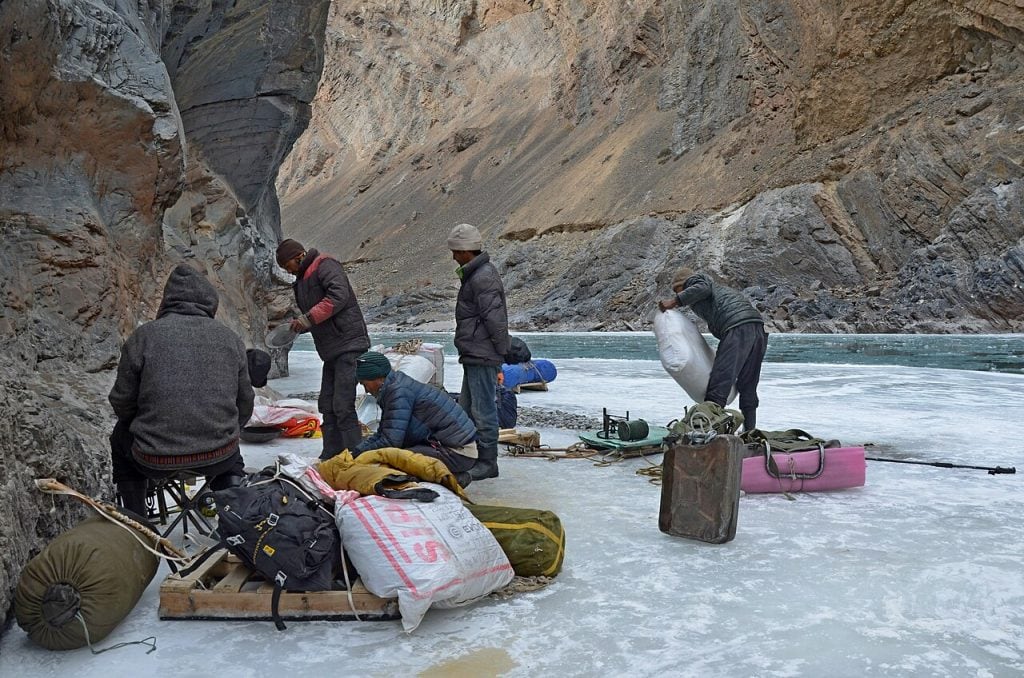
[292,332,1024,374]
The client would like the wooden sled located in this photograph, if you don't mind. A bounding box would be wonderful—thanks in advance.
[159,548,399,622]
[514,381,549,392]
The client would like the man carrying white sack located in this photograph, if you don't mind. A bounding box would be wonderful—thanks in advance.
[658,268,768,431]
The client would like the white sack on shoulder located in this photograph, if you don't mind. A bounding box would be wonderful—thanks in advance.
[335,484,514,632]
[653,310,737,404]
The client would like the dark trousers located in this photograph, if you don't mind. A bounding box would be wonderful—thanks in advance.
[459,364,500,462]
[704,322,768,430]
[319,351,363,460]
[110,419,245,490]
[407,443,477,475]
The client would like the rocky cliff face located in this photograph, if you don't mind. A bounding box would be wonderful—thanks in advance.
[279,0,1024,333]
[0,0,329,625]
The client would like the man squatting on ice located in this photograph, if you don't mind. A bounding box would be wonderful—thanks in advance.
[659,267,768,431]
[351,350,478,488]
[277,239,370,460]
[109,264,254,516]
[449,223,510,481]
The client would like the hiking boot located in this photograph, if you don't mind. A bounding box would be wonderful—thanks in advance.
[455,471,473,489]
[468,459,499,481]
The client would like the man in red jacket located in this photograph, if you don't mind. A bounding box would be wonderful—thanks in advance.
[277,239,370,459]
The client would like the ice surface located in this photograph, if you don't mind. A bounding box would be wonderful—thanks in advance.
[3,352,1023,677]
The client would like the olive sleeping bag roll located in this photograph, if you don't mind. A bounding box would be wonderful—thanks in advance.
[15,514,159,650]
[464,503,565,577]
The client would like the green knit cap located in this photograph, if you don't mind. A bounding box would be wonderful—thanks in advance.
[356,351,392,380]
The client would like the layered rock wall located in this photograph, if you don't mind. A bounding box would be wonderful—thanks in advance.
[0,0,329,625]
[279,0,1024,332]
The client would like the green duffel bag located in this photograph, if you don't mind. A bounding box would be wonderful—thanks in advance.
[15,513,159,650]
[465,503,565,577]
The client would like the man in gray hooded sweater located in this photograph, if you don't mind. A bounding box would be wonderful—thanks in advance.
[108,264,254,515]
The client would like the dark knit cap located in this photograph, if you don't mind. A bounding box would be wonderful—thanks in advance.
[247,348,272,387]
[356,351,392,380]
[276,239,305,266]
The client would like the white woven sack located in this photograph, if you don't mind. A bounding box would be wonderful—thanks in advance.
[335,483,514,632]
[653,309,737,404]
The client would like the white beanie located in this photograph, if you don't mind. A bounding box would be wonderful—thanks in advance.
[447,223,483,251]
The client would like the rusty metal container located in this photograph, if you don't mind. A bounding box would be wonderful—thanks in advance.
[659,434,743,543]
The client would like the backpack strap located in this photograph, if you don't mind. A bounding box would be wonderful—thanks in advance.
[742,428,826,452]
[176,544,224,579]
[271,572,288,631]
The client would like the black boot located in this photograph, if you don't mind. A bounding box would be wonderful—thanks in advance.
[455,471,473,489]
[740,407,756,433]
[320,423,345,461]
[469,449,499,481]
[116,480,149,517]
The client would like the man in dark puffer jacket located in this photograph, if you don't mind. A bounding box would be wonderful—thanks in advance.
[448,223,510,481]
[658,268,768,431]
[353,352,477,485]
[108,264,254,515]
[277,239,370,460]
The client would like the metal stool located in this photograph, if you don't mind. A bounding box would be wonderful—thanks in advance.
[147,471,216,538]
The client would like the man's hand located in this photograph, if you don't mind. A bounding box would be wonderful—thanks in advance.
[289,314,312,332]
[658,298,678,313]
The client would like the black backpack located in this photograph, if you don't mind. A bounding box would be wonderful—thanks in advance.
[505,336,532,364]
[182,469,341,630]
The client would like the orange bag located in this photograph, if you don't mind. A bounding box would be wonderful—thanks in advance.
[278,416,321,439]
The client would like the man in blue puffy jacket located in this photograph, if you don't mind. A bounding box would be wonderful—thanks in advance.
[658,267,768,431]
[353,352,477,485]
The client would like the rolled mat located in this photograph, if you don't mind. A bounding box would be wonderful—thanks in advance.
[741,446,866,494]
[15,514,159,650]
[501,359,557,389]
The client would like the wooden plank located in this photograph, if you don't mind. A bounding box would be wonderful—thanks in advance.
[213,563,253,592]
[160,548,231,591]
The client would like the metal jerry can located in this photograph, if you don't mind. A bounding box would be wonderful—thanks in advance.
[659,433,743,544]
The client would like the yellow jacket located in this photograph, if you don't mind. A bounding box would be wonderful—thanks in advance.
[317,448,469,501]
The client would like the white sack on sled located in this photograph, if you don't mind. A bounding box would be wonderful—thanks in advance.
[653,309,737,404]
[248,403,323,427]
[335,483,514,632]
[368,347,436,386]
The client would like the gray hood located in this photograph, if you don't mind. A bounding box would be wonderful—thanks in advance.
[157,264,219,319]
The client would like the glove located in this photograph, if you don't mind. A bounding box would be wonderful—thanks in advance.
[658,298,678,312]
[289,314,312,332]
